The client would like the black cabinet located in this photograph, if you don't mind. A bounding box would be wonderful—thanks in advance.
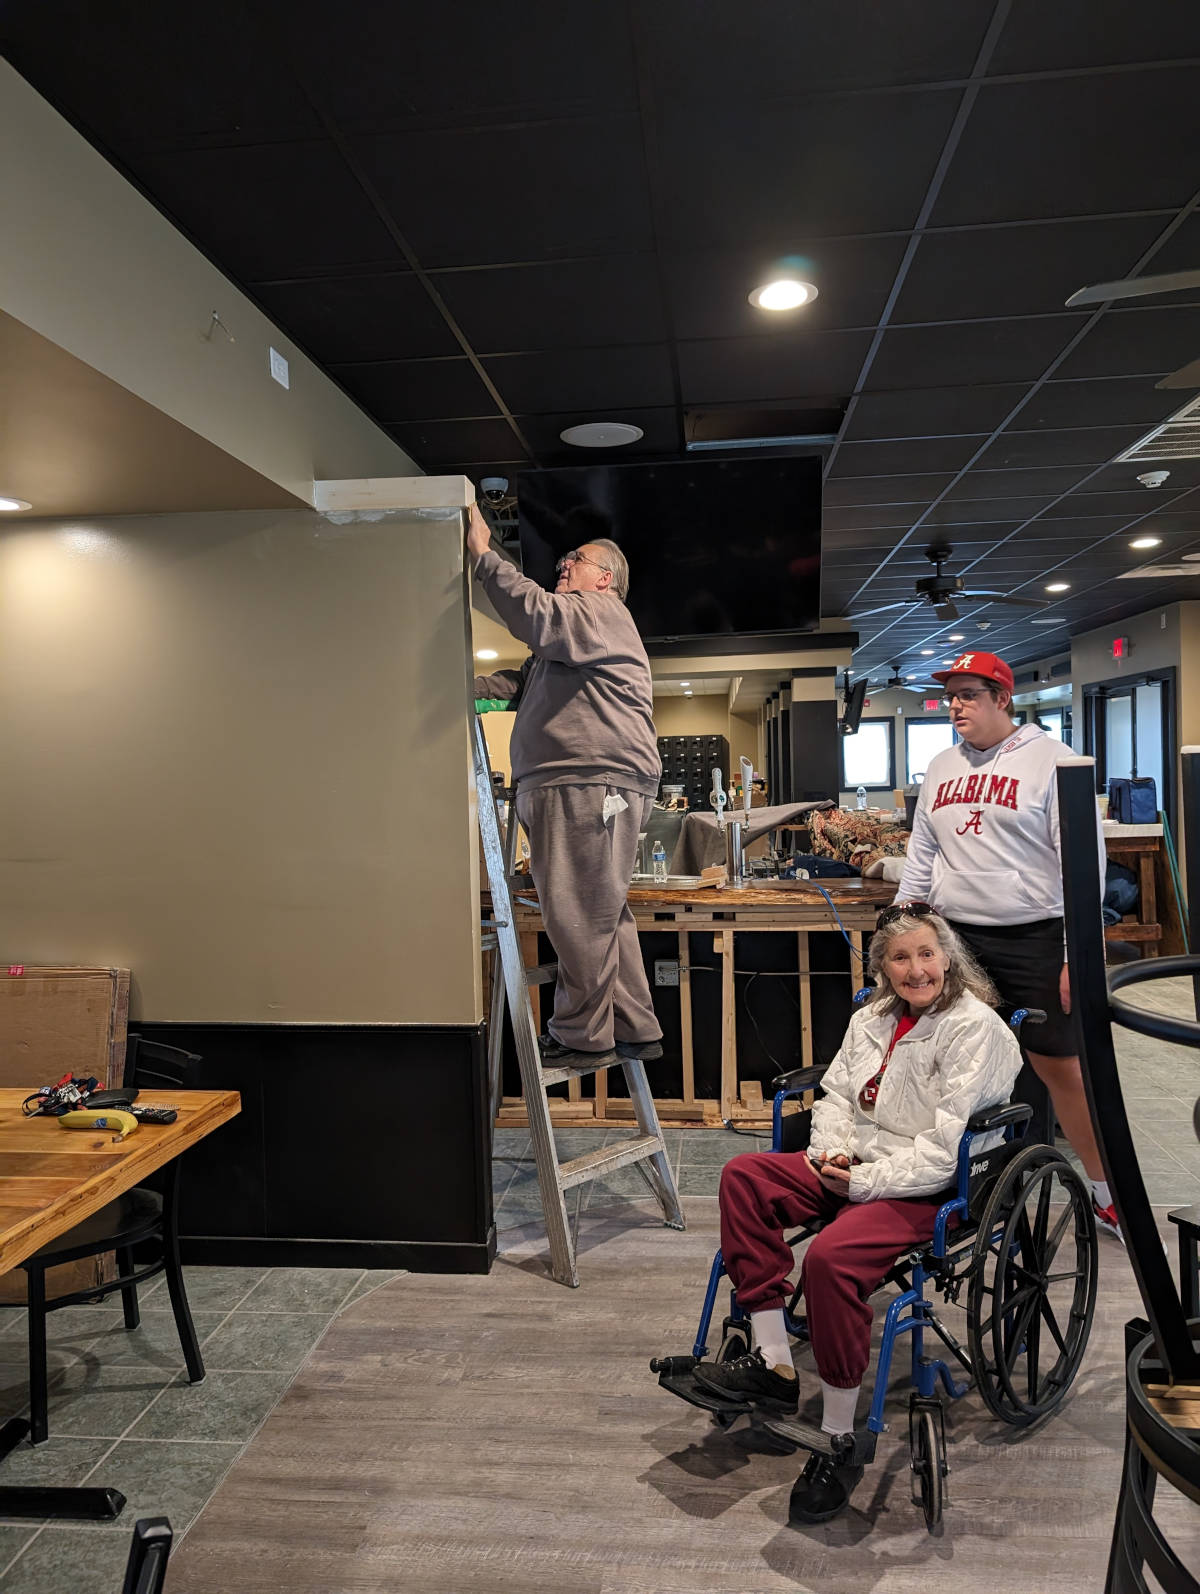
[656,732,731,813]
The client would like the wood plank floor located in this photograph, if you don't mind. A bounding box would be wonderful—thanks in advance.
[167,1197,1199,1594]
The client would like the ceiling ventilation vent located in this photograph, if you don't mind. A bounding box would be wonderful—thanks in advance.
[1115,395,1200,463]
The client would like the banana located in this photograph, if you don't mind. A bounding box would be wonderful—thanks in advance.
[57,1109,139,1139]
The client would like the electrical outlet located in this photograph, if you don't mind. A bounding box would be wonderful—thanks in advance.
[654,959,680,987]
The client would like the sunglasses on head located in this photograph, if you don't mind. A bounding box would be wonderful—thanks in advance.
[874,901,936,932]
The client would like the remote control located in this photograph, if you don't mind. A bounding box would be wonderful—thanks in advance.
[130,1105,179,1125]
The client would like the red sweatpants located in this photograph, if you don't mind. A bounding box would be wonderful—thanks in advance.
[718,1151,948,1389]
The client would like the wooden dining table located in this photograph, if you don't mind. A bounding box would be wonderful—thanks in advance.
[0,1085,240,1519]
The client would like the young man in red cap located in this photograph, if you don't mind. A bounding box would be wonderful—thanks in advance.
[894,650,1120,1239]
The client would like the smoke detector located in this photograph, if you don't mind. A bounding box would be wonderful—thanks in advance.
[1136,470,1170,488]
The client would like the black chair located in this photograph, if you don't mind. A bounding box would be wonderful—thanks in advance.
[122,1517,173,1594]
[20,1036,206,1445]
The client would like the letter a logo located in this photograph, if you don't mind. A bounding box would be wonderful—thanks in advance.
[955,808,984,836]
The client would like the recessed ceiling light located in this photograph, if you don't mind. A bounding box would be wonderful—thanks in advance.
[942,658,954,664]
[559,421,644,448]
[0,496,32,512]
[1130,536,1162,549]
[920,649,935,656]
[475,648,499,661]
[906,674,918,681]
[748,279,818,312]
[947,633,964,641]
[679,680,690,686]
[683,689,693,696]
[1031,617,1066,625]
[1045,582,1070,592]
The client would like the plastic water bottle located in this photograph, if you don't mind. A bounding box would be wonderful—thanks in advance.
[652,840,668,883]
[856,785,868,810]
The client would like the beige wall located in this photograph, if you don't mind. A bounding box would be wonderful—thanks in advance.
[0,63,419,504]
[0,506,480,1025]
[652,696,761,781]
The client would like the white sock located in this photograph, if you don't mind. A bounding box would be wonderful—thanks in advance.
[750,1308,793,1372]
[1093,1180,1112,1207]
[820,1379,860,1436]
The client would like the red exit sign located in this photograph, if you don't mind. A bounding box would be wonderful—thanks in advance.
[924,698,941,711]
[1112,636,1130,660]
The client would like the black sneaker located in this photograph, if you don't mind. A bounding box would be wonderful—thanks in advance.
[615,1039,664,1061]
[788,1441,865,1525]
[536,1034,616,1067]
[692,1349,798,1414]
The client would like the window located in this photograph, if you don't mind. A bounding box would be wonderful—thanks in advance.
[906,718,955,785]
[841,718,894,790]
[1083,667,1175,832]
[1038,709,1065,741]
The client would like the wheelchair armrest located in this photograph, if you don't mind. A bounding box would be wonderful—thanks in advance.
[771,1065,827,1096]
[965,1101,1034,1135]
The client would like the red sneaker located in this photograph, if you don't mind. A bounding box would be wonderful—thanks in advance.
[1092,1199,1125,1244]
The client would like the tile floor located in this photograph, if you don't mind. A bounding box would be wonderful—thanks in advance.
[0,977,1195,1590]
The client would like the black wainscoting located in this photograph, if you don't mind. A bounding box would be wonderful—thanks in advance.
[131,1022,494,1275]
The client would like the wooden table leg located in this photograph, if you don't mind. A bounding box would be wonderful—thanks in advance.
[679,929,694,1105]
[796,931,813,1071]
[1139,851,1158,956]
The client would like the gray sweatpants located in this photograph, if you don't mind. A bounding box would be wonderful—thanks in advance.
[515,782,662,1053]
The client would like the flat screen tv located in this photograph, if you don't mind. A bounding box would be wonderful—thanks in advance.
[517,457,821,646]
[840,677,868,735]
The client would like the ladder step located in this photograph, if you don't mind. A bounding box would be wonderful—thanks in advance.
[540,1052,617,1087]
[525,963,559,986]
[558,1134,666,1190]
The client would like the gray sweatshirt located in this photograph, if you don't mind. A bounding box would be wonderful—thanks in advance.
[472,549,661,795]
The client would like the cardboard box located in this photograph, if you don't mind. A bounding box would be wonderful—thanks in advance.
[0,965,130,1304]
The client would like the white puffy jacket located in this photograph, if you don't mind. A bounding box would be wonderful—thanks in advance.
[808,991,1023,1202]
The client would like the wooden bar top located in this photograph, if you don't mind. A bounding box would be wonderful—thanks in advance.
[0,1088,240,1275]
[504,878,898,910]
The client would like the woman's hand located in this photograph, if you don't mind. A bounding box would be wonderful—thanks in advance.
[466,502,492,562]
[814,1151,853,1191]
[1059,962,1071,1015]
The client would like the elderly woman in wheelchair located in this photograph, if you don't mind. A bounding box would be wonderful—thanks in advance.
[652,905,1098,1530]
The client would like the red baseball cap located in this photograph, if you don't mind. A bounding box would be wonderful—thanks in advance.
[930,649,1014,693]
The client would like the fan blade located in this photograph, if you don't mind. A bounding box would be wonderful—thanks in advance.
[933,600,959,620]
[1065,268,1200,308]
[846,602,916,619]
[959,592,1047,608]
[1156,356,1200,390]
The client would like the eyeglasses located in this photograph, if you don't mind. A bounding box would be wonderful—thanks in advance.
[555,549,612,576]
[940,688,988,707]
[874,901,936,932]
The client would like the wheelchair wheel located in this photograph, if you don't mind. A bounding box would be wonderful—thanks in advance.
[710,1320,751,1428]
[966,1142,1097,1427]
[908,1402,944,1531]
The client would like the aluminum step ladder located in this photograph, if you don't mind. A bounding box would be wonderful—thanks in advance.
[474,712,684,1287]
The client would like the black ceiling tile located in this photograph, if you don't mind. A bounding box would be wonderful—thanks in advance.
[657,90,961,245]
[1147,214,1200,278]
[251,272,461,363]
[945,464,1095,500]
[1127,512,1200,536]
[1039,493,1158,520]
[865,317,1083,391]
[645,1,993,97]
[1085,459,1200,494]
[123,141,399,280]
[387,418,528,470]
[824,475,950,507]
[973,426,1145,470]
[894,217,1169,325]
[843,384,1028,439]
[663,236,908,341]
[987,0,1200,75]
[1053,307,1200,381]
[926,498,1055,525]
[349,118,653,268]
[822,506,928,533]
[1020,378,1185,431]
[932,69,1200,226]
[830,436,986,477]
[483,346,676,412]
[1,0,319,148]
[328,358,499,422]
[677,330,873,404]
[431,258,666,354]
[280,0,636,128]
[515,408,681,458]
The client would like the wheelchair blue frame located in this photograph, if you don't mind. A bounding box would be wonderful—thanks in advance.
[690,1006,1039,1438]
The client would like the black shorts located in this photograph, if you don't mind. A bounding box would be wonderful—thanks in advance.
[945,918,1075,1057]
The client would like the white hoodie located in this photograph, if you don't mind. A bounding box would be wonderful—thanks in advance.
[895,723,1106,927]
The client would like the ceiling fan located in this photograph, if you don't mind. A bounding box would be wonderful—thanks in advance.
[848,545,1048,624]
[1065,268,1200,389]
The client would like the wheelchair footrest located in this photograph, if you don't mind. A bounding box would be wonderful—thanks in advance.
[761,1414,879,1468]
[649,1355,752,1417]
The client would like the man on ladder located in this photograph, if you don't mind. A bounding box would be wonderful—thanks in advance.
[468,502,664,1070]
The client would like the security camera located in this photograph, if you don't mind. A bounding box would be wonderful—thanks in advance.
[479,476,511,507]
[1137,470,1169,489]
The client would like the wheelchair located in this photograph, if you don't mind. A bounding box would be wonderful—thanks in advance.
[651,1008,1099,1530]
